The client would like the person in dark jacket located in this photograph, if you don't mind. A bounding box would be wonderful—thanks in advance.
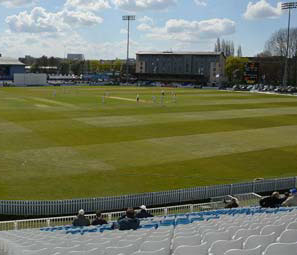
[279,192,290,204]
[259,192,282,208]
[72,209,90,227]
[118,208,140,231]
[224,197,239,208]
[136,205,154,218]
[92,211,108,226]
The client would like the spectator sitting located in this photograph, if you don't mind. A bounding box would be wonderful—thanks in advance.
[279,192,290,204]
[259,192,282,208]
[72,209,90,227]
[92,211,107,226]
[282,188,297,207]
[118,208,140,231]
[136,205,154,219]
[224,196,239,208]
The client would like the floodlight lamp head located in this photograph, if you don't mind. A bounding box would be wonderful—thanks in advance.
[281,2,297,10]
[122,15,136,21]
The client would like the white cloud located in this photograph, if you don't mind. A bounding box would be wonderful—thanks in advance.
[5,7,62,33]
[137,23,152,31]
[0,29,143,59]
[146,18,236,42]
[62,10,103,26]
[5,7,103,34]
[138,16,154,25]
[137,16,154,31]
[194,0,207,7]
[0,0,36,8]
[244,0,283,20]
[64,0,110,11]
[112,0,177,11]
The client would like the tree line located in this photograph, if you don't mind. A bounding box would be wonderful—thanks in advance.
[19,56,124,75]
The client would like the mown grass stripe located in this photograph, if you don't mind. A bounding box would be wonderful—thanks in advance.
[76,107,297,127]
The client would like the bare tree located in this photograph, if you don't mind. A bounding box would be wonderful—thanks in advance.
[215,38,235,57]
[237,45,242,57]
[265,28,297,58]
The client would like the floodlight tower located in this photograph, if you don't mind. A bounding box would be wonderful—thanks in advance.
[281,2,297,86]
[122,15,136,85]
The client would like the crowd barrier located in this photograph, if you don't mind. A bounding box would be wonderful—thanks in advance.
[0,193,261,231]
[0,177,295,217]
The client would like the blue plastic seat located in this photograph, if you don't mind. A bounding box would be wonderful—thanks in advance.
[176,218,190,225]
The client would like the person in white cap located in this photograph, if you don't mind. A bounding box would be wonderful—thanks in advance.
[72,209,90,227]
[282,188,297,207]
[136,205,154,219]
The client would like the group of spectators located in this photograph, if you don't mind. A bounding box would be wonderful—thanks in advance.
[223,188,297,209]
[72,188,297,230]
[72,205,153,231]
[259,188,297,208]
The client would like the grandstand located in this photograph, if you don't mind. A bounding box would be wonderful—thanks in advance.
[1,205,297,255]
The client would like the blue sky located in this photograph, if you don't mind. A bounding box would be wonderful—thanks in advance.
[0,0,294,59]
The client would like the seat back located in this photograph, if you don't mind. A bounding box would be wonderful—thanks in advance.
[224,245,262,255]
[117,237,144,249]
[225,226,244,238]
[208,238,243,255]
[105,244,138,255]
[277,229,297,243]
[260,224,286,236]
[132,248,167,255]
[243,232,276,252]
[202,231,230,245]
[140,239,170,253]
[286,222,297,230]
[172,234,201,251]
[173,242,209,255]
[233,228,260,240]
[263,242,297,255]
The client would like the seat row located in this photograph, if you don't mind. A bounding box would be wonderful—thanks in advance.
[0,206,297,255]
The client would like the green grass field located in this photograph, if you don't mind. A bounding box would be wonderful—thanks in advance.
[1,86,297,200]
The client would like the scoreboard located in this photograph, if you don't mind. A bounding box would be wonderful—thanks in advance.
[244,62,259,84]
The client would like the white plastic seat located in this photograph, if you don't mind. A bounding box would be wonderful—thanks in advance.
[277,229,297,243]
[286,222,297,230]
[117,237,144,248]
[208,238,243,255]
[132,248,167,255]
[83,241,112,250]
[225,226,244,238]
[260,223,287,236]
[173,242,209,255]
[248,223,267,230]
[174,231,197,238]
[198,226,219,235]
[68,248,104,255]
[140,239,170,254]
[263,242,297,255]
[146,235,171,242]
[243,232,276,252]
[172,234,201,251]
[175,226,196,232]
[233,228,260,240]
[52,245,81,254]
[224,245,262,255]
[105,244,138,255]
[155,227,174,233]
[22,248,50,255]
[202,231,230,245]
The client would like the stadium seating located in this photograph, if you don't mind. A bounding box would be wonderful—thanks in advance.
[0,206,297,255]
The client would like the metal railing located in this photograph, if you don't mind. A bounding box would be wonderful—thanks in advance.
[0,177,295,217]
[0,193,261,231]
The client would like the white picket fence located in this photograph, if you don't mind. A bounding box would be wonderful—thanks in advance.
[0,193,261,231]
